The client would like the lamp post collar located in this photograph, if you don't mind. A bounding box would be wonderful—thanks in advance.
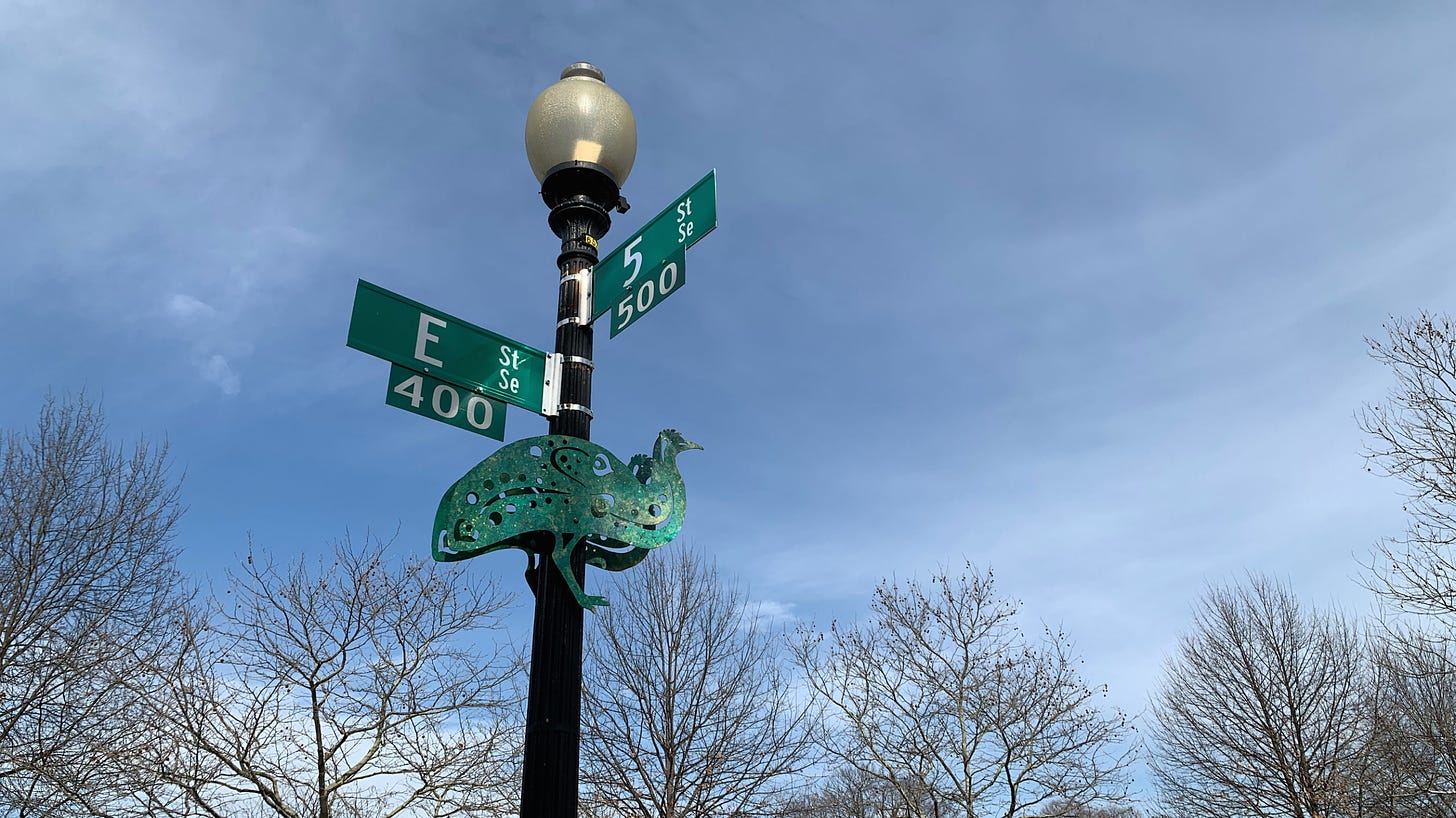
[560,63,605,81]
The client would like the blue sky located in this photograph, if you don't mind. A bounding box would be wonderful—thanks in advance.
[4,0,1456,795]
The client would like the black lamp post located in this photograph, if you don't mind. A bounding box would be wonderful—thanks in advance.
[520,62,636,818]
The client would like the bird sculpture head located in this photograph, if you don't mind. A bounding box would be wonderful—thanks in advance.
[656,429,702,460]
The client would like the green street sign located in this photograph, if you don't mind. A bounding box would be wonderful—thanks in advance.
[592,169,717,326]
[347,280,558,416]
[385,364,507,440]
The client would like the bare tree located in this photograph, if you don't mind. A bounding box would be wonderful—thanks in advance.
[580,546,822,818]
[775,765,928,818]
[1358,633,1456,818]
[1356,313,1456,817]
[145,534,523,818]
[1032,802,1144,818]
[1148,574,1367,818]
[1359,312,1456,628]
[793,564,1135,818]
[0,394,185,817]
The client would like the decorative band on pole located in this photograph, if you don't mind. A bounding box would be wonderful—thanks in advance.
[557,269,593,326]
[562,355,594,371]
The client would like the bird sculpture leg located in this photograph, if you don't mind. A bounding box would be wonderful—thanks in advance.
[553,532,607,610]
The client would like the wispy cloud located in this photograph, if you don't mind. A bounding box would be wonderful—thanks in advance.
[163,292,244,396]
[746,598,798,627]
[166,293,219,322]
[200,353,241,396]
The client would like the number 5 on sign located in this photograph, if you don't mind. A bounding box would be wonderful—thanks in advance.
[610,246,685,338]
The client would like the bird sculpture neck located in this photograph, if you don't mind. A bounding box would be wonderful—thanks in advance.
[653,434,686,467]
[641,432,694,504]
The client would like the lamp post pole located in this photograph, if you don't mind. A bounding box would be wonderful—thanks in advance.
[521,62,635,818]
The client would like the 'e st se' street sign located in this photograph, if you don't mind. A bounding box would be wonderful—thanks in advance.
[346,280,559,417]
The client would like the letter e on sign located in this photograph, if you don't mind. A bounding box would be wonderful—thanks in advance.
[415,314,446,367]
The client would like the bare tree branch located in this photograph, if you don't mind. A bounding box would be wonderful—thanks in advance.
[144,534,524,818]
[0,393,186,817]
[1359,313,1456,626]
[1148,574,1367,818]
[1360,631,1456,818]
[582,546,822,818]
[794,563,1134,818]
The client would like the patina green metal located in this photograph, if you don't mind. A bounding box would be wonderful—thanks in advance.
[433,429,701,610]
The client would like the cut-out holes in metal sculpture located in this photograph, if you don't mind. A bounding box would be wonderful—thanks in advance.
[433,429,700,610]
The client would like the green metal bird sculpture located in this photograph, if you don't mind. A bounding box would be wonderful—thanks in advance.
[433,429,701,609]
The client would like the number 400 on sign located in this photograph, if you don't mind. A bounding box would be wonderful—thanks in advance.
[384,364,507,440]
